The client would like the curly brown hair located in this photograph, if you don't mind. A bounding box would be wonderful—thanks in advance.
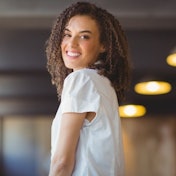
[46,1,131,102]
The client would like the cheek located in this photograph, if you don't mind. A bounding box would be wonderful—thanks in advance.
[61,43,66,54]
[61,41,65,49]
[83,42,97,53]
[61,38,68,48]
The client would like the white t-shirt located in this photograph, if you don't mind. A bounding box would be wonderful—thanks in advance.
[51,68,125,176]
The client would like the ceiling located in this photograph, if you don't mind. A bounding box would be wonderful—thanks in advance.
[0,0,176,117]
[0,0,176,29]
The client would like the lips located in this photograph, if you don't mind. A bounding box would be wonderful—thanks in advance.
[67,51,81,57]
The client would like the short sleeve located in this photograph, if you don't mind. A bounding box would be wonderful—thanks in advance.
[61,71,100,114]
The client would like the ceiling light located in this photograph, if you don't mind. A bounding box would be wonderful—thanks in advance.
[134,81,172,95]
[119,104,146,118]
[166,47,176,67]
[166,53,176,67]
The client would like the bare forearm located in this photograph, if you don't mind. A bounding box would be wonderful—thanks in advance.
[49,160,74,176]
[49,113,85,176]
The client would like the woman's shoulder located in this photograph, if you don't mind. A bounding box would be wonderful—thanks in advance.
[62,68,100,98]
[65,68,98,82]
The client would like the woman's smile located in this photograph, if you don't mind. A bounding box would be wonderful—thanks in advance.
[66,51,81,57]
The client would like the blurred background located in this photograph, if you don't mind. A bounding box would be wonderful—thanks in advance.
[0,0,176,175]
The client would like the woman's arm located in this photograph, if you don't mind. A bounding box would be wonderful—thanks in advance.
[49,112,86,176]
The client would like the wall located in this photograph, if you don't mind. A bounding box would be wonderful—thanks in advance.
[122,116,176,176]
[0,115,176,176]
[1,116,52,176]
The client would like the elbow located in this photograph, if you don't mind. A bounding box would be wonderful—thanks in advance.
[50,157,74,175]
[52,160,66,173]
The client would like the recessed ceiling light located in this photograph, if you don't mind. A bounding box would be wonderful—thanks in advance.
[166,53,176,67]
[119,104,146,118]
[134,81,172,95]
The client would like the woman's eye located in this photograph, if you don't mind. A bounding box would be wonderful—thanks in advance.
[63,33,71,38]
[80,35,90,40]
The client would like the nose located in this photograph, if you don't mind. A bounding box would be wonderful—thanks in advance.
[69,37,79,48]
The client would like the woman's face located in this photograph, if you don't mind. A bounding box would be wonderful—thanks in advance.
[61,15,105,71]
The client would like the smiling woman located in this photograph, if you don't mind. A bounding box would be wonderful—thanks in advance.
[46,1,131,176]
[61,15,105,71]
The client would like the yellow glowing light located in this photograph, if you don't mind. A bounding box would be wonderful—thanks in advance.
[134,81,172,95]
[119,104,146,118]
[166,53,176,67]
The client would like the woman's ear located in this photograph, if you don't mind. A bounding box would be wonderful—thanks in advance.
[100,45,106,53]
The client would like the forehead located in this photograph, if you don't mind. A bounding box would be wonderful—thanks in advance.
[66,15,99,32]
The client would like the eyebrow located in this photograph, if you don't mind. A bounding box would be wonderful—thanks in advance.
[64,28,92,34]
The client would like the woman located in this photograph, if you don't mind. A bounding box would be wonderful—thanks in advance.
[46,1,131,176]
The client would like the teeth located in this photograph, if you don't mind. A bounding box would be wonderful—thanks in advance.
[67,51,80,57]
